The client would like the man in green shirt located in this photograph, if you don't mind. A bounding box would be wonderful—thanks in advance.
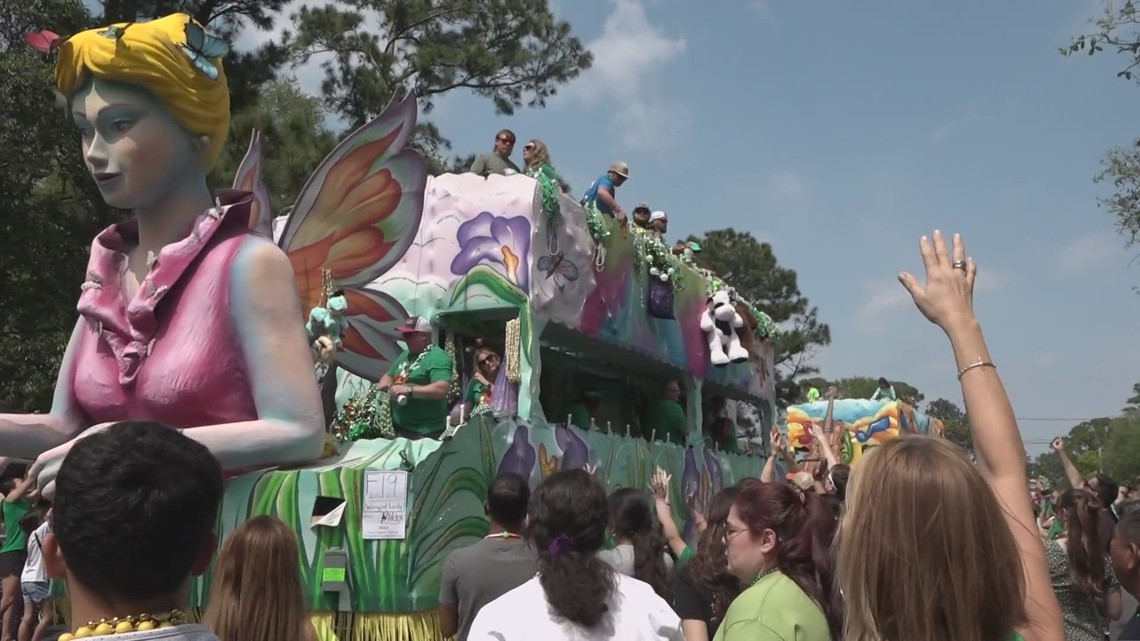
[566,390,601,431]
[646,380,689,445]
[378,317,454,439]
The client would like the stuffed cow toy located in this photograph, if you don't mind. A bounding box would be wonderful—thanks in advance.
[701,289,750,366]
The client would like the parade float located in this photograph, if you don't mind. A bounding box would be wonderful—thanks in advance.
[784,399,945,474]
[193,94,779,639]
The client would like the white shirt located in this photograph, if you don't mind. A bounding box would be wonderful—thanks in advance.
[467,574,683,641]
[21,522,49,584]
[596,544,674,578]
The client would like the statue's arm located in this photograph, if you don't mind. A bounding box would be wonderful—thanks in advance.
[179,236,325,469]
[0,317,89,459]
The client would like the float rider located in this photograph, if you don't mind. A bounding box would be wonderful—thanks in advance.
[377,317,454,439]
[566,390,602,431]
[581,162,630,223]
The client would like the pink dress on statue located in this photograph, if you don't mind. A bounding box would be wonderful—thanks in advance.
[68,191,260,430]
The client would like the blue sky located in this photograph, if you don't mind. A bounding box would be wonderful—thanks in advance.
[229,0,1140,454]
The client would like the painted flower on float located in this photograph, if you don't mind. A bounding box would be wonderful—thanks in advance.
[451,212,531,292]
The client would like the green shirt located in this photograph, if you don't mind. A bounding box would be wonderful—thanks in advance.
[464,378,490,406]
[806,388,820,402]
[387,346,453,435]
[0,499,31,554]
[646,398,688,444]
[567,403,591,430]
[713,570,830,641]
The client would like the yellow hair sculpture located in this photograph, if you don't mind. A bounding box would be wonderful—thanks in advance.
[55,13,230,169]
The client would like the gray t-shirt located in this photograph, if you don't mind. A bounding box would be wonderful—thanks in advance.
[112,625,218,641]
[469,154,520,177]
[440,537,538,641]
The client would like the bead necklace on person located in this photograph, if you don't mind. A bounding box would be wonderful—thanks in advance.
[751,566,779,586]
[396,349,430,381]
[485,531,521,540]
[58,609,186,640]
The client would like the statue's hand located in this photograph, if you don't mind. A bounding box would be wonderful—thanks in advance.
[29,423,112,496]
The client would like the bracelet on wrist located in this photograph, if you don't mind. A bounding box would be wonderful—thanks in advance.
[957,357,996,380]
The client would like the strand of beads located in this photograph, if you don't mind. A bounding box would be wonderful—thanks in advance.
[59,609,186,641]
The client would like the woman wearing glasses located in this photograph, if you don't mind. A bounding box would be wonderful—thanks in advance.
[715,482,841,641]
[463,339,502,417]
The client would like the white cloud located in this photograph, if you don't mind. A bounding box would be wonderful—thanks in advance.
[1058,231,1121,273]
[768,171,807,198]
[562,0,687,150]
[853,283,912,336]
[854,270,1007,335]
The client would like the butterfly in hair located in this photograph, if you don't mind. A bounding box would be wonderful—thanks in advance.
[23,29,65,54]
[180,22,229,81]
[97,24,132,40]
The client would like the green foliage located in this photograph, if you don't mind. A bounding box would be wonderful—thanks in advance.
[0,0,119,411]
[685,229,831,406]
[211,77,338,213]
[286,0,593,153]
[1124,381,1140,416]
[1103,415,1140,484]
[1028,418,1112,488]
[1065,1,1140,271]
[925,398,972,457]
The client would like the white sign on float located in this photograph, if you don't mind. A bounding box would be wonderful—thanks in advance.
[362,470,409,540]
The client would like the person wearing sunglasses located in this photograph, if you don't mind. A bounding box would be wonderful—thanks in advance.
[522,140,558,183]
[469,129,521,177]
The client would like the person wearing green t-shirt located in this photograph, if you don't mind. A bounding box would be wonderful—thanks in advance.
[0,475,35,640]
[565,390,601,431]
[646,380,689,445]
[377,317,454,439]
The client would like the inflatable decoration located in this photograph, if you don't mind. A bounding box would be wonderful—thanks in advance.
[785,399,945,473]
[701,288,749,366]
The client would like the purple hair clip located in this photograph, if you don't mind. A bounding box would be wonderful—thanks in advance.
[547,534,575,557]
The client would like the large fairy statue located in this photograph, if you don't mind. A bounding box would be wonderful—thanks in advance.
[5,14,327,491]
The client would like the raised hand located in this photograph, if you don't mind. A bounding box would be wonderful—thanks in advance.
[898,230,977,334]
[1050,437,1064,452]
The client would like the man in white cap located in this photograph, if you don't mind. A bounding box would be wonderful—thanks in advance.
[377,316,454,439]
[581,161,630,223]
[647,210,668,242]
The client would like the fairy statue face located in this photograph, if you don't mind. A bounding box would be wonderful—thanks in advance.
[70,77,205,210]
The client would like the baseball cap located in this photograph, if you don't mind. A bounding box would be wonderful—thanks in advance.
[396,316,431,334]
[649,211,667,223]
[608,161,630,178]
[634,202,651,211]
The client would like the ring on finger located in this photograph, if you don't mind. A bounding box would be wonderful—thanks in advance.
[952,260,967,272]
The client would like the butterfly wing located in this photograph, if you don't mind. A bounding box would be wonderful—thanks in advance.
[231,130,274,238]
[278,92,426,379]
[537,254,555,277]
[557,258,579,283]
[335,288,409,380]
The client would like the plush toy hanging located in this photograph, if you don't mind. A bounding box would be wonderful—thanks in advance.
[701,289,750,366]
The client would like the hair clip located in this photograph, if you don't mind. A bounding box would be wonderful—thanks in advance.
[98,23,132,40]
[180,22,229,81]
[23,29,65,54]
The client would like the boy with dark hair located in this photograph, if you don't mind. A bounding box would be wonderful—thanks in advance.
[1110,506,1140,639]
[439,473,537,641]
[43,422,224,641]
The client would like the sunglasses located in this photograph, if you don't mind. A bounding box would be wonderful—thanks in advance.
[479,355,500,365]
[497,137,515,144]
[523,144,535,151]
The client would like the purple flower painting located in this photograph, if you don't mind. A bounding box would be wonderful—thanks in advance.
[497,424,536,481]
[554,425,589,472]
[451,211,531,292]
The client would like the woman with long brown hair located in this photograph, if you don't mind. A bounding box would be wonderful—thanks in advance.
[837,230,1064,641]
[672,488,742,641]
[599,489,674,600]
[715,482,840,641]
[1048,488,1121,640]
[205,516,336,641]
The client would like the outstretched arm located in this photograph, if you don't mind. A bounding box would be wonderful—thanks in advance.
[1051,438,1086,489]
[900,231,1062,641]
[0,317,88,459]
